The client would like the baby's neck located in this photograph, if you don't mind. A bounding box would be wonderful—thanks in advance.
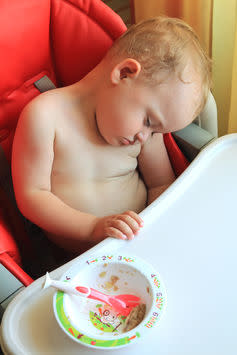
[64,62,109,143]
[78,60,107,94]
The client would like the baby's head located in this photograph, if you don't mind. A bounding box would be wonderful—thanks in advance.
[96,17,212,146]
[106,16,211,115]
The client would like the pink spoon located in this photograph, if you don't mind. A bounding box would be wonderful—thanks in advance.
[44,272,140,316]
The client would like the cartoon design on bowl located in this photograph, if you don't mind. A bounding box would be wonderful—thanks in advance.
[90,304,124,333]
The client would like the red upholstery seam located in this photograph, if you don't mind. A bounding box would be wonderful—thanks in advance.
[1,71,53,100]
[60,0,124,40]
[49,0,58,87]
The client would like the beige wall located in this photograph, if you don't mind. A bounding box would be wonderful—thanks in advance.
[228,18,237,133]
[212,0,237,135]
[133,0,237,136]
[133,0,213,55]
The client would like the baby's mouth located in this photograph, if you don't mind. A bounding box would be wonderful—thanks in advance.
[121,138,130,145]
[120,137,136,145]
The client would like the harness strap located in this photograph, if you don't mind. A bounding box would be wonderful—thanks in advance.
[34,75,56,92]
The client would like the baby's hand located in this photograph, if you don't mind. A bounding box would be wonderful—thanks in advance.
[92,211,144,241]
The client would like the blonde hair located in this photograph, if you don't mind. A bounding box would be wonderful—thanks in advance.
[107,16,212,115]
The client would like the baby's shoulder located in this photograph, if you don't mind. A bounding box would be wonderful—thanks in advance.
[21,87,69,123]
[29,87,66,110]
[17,90,64,136]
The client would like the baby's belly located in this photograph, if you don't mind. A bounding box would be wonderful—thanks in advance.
[51,171,147,217]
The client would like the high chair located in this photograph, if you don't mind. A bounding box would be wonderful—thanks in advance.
[0,0,217,318]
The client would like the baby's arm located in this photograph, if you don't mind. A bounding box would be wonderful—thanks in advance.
[12,95,97,247]
[12,95,142,252]
[138,133,176,204]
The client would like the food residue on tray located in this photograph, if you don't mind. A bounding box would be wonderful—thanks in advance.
[101,275,119,292]
[111,275,119,284]
[99,271,107,278]
[123,304,146,332]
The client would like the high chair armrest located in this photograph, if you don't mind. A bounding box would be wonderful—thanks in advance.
[0,253,33,287]
[173,91,218,161]
[0,253,33,320]
[0,260,25,320]
[173,123,216,161]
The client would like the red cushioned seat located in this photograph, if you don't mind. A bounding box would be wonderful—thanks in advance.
[0,0,188,285]
[0,0,126,161]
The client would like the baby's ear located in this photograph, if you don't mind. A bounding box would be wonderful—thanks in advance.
[110,58,141,84]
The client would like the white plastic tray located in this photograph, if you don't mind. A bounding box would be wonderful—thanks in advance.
[1,134,237,355]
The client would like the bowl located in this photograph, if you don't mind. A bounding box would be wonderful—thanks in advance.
[53,253,166,349]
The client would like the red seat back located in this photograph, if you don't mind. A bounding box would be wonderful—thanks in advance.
[0,0,126,268]
[0,0,126,162]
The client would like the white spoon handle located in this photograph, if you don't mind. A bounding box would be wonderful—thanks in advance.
[43,272,91,297]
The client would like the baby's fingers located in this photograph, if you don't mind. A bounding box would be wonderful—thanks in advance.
[103,212,144,241]
[110,219,135,240]
[118,211,144,236]
[105,227,128,240]
[124,211,144,227]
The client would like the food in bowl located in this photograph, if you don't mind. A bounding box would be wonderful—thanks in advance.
[123,303,146,332]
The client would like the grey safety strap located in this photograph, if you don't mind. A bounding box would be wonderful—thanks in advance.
[33,75,56,92]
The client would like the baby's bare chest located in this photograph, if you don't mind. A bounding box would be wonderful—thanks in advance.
[49,109,146,215]
[52,122,141,182]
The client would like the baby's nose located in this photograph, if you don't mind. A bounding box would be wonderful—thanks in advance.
[135,132,149,144]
